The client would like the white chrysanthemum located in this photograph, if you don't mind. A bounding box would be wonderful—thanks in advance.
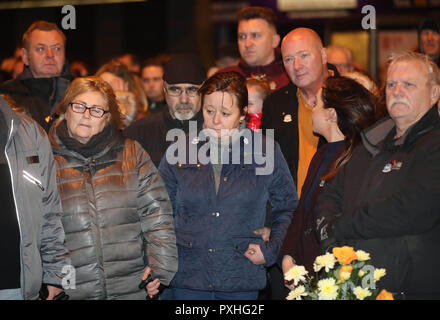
[284,265,308,286]
[374,268,386,282]
[286,285,307,300]
[353,286,372,300]
[355,250,370,261]
[317,278,338,300]
[313,253,337,273]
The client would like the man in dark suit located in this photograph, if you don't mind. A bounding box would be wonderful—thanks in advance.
[260,28,336,300]
[262,28,336,194]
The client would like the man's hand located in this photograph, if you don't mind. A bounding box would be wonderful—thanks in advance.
[244,243,266,265]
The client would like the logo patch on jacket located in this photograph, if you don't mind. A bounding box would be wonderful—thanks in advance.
[283,114,292,123]
[382,160,402,173]
[26,155,40,164]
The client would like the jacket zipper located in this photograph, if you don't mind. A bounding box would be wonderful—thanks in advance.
[5,119,25,299]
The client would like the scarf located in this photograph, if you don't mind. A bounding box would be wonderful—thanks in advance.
[56,120,117,158]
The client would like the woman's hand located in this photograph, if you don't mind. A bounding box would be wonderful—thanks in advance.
[244,243,266,265]
[147,278,161,298]
[253,227,271,242]
[282,255,297,290]
[46,285,65,300]
[141,267,160,298]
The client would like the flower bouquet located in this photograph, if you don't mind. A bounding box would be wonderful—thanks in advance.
[284,246,394,300]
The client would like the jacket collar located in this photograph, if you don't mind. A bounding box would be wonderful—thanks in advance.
[49,120,121,161]
[187,127,264,165]
[17,62,71,81]
[163,108,204,132]
[362,105,440,156]
[0,96,21,138]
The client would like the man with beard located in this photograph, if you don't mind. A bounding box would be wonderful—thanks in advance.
[123,54,205,167]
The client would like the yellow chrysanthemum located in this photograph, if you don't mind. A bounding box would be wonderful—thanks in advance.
[353,286,372,300]
[286,285,307,300]
[284,265,308,286]
[358,270,365,277]
[374,268,386,282]
[355,250,370,261]
[313,253,337,273]
[317,278,338,300]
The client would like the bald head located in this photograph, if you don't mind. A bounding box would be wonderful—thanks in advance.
[281,28,328,92]
[282,28,324,51]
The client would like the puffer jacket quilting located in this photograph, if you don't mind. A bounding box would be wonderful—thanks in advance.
[49,125,177,300]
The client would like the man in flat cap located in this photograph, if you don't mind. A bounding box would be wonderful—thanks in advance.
[123,54,206,167]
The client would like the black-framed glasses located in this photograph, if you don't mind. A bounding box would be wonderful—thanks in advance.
[165,85,199,97]
[69,102,109,118]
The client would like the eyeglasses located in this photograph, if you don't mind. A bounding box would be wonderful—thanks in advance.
[165,85,199,97]
[69,102,109,118]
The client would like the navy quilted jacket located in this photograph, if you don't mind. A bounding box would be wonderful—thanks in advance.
[159,130,298,292]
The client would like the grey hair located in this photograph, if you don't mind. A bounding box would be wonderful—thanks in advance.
[387,51,440,86]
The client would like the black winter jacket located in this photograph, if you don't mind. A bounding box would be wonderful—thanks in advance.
[315,106,440,299]
[0,64,71,131]
[124,108,204,168]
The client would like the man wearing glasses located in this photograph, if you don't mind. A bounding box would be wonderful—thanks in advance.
[124,54,206,167]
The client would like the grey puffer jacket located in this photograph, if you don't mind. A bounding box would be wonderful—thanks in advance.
[49,123,177,300]
[1,97,70,300]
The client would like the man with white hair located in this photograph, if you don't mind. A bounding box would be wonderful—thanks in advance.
[315,51,440,299]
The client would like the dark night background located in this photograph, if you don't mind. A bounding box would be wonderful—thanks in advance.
[0,0,439,77]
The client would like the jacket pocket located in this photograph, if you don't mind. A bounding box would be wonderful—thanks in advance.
[232,235,263,254]
[230,235,266,290]
[175,230,201,249]
[173,230,202,287]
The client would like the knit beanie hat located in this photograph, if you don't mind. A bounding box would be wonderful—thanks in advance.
[163,54,206,85]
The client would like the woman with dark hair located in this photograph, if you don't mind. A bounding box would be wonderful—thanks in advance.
[151,71,298,300]
[279,76,376,280]
[48,76,177,299]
